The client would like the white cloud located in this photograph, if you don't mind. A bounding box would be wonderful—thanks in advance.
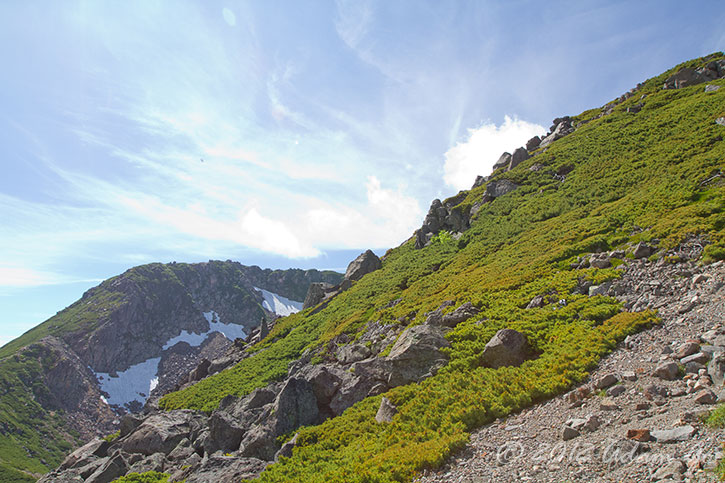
[240,208,320,258]
[443,116,546,190]
[222,8,236,27]
[0,267,63,287]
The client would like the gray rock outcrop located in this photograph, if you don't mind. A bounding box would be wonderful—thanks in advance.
[345,250,383,282]
[481,329,532,368]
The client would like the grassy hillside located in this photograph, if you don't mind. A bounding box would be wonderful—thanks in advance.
[0,345,78,483]
[157,53,725,482]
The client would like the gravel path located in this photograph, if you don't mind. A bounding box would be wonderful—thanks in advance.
[418,258,725,483]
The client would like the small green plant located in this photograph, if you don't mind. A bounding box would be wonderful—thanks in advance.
[111,471,171,483]
[706,404,725,428]
[103,430,120,442]
[431,230,456,248]
[703,245,725,263]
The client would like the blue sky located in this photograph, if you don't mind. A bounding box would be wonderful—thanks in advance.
[1,1,724,346]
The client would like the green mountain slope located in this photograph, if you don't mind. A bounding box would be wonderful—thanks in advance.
[157,53,725,482]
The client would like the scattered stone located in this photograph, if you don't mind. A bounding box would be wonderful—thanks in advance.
[705,84,721,92]
[607,385,626,397]
[650,425,696,443]
[525,295,545,309]
[716,117,725,127]
[694,388,717,405]
[632,242,652,259]
[684,361,705,374]
[594,374,618,389]
[653,361,679,380]
[652,459,686,480]
[562,425,580,441]
[643,384,669,400]
[675,341,700,359]
[626,429,651,442]
[622,371,637,381]
[708,352,725,386]
[635,401,651,411]
[681,352,709,365]
[589,254,611,269]
[275,433,298,460]
[599,398,619,411]
[375,397,397,423]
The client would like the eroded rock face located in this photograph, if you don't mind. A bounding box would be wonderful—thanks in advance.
[540,117,575,148]
[663,60,725,89]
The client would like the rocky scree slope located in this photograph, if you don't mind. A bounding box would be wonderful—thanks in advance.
[40,52,725,483]
[0,261,340,482]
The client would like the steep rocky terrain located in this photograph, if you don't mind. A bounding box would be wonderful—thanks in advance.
[0,261,341,482]
[32,52,725,483]
[5,53,725,483]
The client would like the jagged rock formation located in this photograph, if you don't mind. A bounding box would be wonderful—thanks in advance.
[40,299,486,481]
[0,261,340,479]
[302,249,382,309]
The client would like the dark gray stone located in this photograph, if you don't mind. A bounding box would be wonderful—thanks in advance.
[509,147,530,170]
[481,329,531,369]
[492,152,512,172]
[345,250,382,282]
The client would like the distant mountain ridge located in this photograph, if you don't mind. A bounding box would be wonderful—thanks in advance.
[0,260,341,482]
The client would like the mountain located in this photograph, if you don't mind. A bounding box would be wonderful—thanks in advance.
[12,52,725,483]
[0,261,342,482]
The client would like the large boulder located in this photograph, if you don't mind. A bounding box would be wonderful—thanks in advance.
[482,179,519,202]
[441,302,480,327]
[492,152,512,172]
[663,64,722,89]
[205,410,245,454]
[85,454,127,483]
[345,250,382,282]
[121,411,205,456]
[386,325,450,386]
[539,117,574,148]
[58,439,110,470]
[509,147,530,170]
[481,329,532,368]
[272,377,320,437]
[337,343,372,364]
[526,136,541,151]
[297,364,345,407]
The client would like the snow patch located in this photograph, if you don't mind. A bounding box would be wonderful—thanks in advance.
[95,357,161,408]
[162,311,247,350]
[254,287,303,316]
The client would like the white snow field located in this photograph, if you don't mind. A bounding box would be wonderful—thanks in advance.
[95,289,301,409]
[254,287,303,316]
